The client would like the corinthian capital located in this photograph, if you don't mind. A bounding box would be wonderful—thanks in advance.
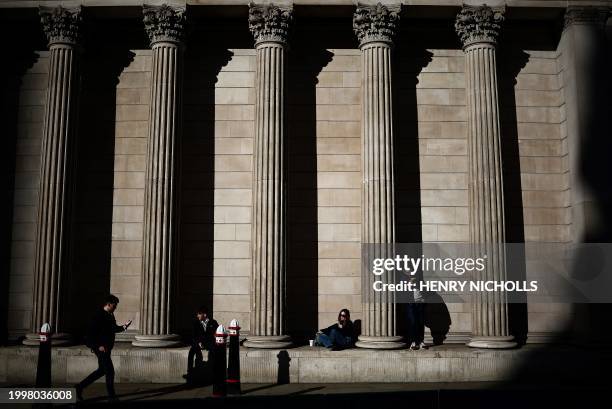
[39,6,82,46]
[455,5,505,48]
[248,3,293,46]
[353,2,400,47]
[564,6,609,30]
[143,4,186,45]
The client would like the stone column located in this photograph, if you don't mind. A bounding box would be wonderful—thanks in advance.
[24,6,82,346]
[561,6,609,243]
[561,6,610,347]
[353,3,404,350]
[132,4,185,348]
[243,3,293,349]
[455,5,516,349]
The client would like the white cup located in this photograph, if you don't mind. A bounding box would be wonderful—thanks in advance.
[309,339,314,347]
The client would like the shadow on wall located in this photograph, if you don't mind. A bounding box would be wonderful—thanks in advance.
[0,18,40,344]
[277,350,290,384]
[285,22,338,343]
[67,18,141,339]
[394,19,454,342]
[498,45,530,346]
[177,16,251,339]
[179,48,233,340]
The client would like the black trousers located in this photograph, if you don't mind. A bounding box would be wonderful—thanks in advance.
[187,344,204,372]
[406,302,425,344]
[78,350,116,397]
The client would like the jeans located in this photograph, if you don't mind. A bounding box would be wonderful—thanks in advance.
[316,328,353,348]
[77,350,116,397]
[406,302,425,344]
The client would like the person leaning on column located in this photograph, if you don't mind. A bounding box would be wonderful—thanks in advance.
[76,294,132,402]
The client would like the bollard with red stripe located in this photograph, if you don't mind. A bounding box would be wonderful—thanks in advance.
[212,325,228,397]
[36,323,52,387]
[226,319,241,395]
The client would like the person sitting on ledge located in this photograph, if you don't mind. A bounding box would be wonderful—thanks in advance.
[315,308,355,351]
[186,305,218,382]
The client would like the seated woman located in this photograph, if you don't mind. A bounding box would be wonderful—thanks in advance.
[315,309,355,350]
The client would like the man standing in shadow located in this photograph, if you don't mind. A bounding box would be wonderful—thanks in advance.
[76,294,131,402]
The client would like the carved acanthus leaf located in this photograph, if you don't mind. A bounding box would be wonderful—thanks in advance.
[39,6,82,46]
[248,3,293,46]
[143,4,186,45]
[353,2,400,47]
[455,5,505,48]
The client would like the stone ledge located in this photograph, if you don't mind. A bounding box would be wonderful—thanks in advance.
[1,344,610,384]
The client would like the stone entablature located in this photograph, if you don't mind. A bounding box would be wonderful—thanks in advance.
[1,1,610,8]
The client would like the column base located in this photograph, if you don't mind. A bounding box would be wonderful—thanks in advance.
[467,336,517,349]
[243,335,292,349]
[22,333,72,346]
[132,334,182,348]
[356,335,405,349]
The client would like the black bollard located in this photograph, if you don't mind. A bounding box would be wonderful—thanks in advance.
[226,319,241,395]
[212,325,227,398]
[35,323,52,387]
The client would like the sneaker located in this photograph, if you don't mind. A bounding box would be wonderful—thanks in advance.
[108,395,119,403]
[74,385,83,401]
[419,342,428,350]
[410,342,419,350]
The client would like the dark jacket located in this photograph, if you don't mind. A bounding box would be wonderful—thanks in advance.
[321,321,355,341]
[191,318,218,349]
[85,309,125,351]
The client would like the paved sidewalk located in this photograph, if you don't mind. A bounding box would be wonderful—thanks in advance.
[26,381,608,409]
[0,381,606,409]
[80,381,498,400]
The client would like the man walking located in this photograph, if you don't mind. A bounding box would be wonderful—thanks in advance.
[76,294,131,401]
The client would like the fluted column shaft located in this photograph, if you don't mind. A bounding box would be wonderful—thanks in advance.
[353,3,404,349]
[360,43,398,342]
[251,42,286,337]
[26,6,82,346]
[244,3,293,349]
[456,5,516,349]
[133,5,185,348]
